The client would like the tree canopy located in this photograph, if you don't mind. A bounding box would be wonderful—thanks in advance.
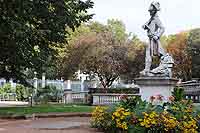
[0,0,94,84]
[166,32,191,81]
[187,28,200,79]
[60,20,145,88]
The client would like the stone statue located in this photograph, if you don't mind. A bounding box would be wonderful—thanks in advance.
[140,1,174,77]
[149,53,174,77]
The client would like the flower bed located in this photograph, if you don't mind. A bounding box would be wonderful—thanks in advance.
[91,95,200,133]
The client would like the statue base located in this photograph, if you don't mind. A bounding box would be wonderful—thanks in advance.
[135,76,178,102]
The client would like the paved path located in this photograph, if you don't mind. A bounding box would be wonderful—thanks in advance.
[0,117,103,133]
[0,101,28,107]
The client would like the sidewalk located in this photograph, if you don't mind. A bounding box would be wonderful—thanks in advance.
[0,101,28,107]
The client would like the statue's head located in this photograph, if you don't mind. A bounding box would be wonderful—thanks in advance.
[148,1,160,16]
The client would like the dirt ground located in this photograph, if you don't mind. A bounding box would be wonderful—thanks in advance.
[0,117,103,133]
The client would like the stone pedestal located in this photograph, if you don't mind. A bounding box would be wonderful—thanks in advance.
[64,89,72,104]
[135,77,178,102]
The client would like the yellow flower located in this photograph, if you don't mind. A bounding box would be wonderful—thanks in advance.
[179,116,198,133]
[140,111,159,128]
[91,106,108,126]
[112,107,131,130]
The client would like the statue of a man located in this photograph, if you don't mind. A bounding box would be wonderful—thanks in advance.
[140,1,168,76]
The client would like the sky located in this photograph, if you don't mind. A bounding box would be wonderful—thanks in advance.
[89,0,200,41]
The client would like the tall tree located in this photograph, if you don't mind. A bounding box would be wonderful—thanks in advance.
[0,0,93,84]
[60,20,144,88]
[122,35,145,80]
[107,19,129,44]
[187,28,200,79]
[166,32,192,81]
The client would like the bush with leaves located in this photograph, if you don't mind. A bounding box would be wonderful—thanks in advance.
[34,86,63,104]
[0,83,31,101]
[15,84,30,101]
[0,83,15,94]
[172,86,184,101]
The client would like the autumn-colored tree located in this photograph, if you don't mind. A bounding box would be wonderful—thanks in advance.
[60,20,144,88]
[80,32,128,88]
[166,32,192,81]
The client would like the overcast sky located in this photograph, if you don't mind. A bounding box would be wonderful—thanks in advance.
[89,0,200,40]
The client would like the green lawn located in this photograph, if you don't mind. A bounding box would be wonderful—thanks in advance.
[0,104,94,116]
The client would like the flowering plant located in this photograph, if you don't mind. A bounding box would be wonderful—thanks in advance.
[91,97,199,133]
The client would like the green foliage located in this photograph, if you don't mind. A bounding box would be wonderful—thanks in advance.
[172,86,184,102]
[0,0,93,84]
[35,86,63,104]
[167,100,194,119]
[61,20,145,87]
[0,83,31,101]
[0,83,15,94]
[187,28,200,79]
[107,19,128,43]
[16,84,29,101]
[119,96,147,112]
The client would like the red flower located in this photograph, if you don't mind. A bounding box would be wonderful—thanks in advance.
[130,115,138,124]
[157,94,164,101]
[150,96,156,102]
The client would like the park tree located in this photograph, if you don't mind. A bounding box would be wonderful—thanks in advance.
[58,23,93,79]
[60,20,120,79]
[187,28,200,79]
[166,32,192,81]
[79,31,128,88]
[61,20,145,88]
[121,35,145,80]
[68,31,129,89]
[107,19,129,44]
[0,0,93,84]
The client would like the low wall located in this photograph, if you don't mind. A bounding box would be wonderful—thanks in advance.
[63,91,88,104]
[63,88,140,105]
[181,81,200,103]
[92,93,139,105]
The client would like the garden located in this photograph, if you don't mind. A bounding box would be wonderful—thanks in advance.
[91,95,200,133]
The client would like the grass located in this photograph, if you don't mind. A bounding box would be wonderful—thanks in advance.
[0,104,94,116]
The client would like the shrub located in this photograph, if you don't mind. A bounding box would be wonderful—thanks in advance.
[0,83,30,101]
[34,85,63,104]
[0,83,15,94]
[172,86,184,101]
[16,84,29,101]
